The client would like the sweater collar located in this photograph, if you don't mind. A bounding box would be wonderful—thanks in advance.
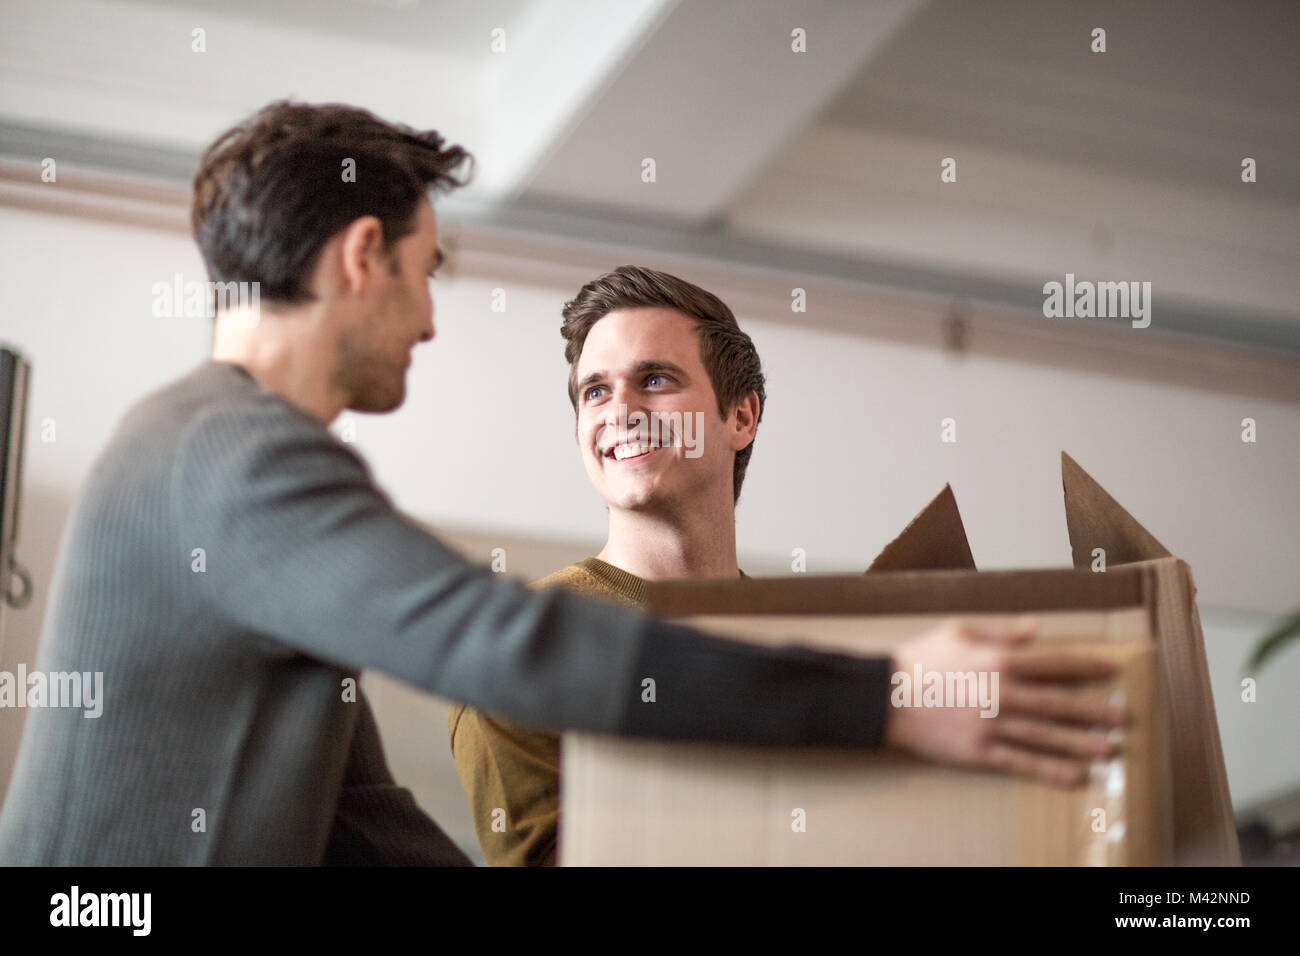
[579,557,748,604]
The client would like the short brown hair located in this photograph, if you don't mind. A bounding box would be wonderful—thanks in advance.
[561,265,766,504]
[192,100,471,305]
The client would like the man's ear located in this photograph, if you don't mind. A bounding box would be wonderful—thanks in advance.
[729,390,761,451]
[335,215,387,296]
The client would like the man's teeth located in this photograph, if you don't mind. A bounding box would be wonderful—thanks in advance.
[613,443,654,460]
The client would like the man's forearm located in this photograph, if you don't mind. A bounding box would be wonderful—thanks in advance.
[622,619,894,747]
[178,401,893,748]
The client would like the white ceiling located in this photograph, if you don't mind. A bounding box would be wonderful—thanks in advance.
[0,0,674,195]
[128,0,538,56]
[1,0,1297,353]
[519,0,923,220]
[821,0,1300,202]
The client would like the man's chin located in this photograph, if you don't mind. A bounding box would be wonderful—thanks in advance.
[603,483,673,514]
[350,383,405,413]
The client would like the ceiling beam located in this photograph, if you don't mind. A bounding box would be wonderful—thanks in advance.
[520,0,925,223]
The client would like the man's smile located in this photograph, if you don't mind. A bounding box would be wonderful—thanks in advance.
[605,441,666,462]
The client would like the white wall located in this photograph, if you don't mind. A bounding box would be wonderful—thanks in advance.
[2,205,1297,865]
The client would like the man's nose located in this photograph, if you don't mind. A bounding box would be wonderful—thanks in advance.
[420,305,435,342]
[604,383,644,428]
[604,383,626,423]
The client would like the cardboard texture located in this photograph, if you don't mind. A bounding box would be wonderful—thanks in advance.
[562,585,1166,866]
[867,484,976,572]
[1062,451,1170,566]
[1060,452,1239,865]
[559,454,1236,866]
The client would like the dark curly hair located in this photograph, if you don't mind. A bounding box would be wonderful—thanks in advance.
[192,99,472,306]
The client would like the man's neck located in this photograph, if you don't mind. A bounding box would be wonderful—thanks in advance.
[597,492,740,582]
[211,307,347,424]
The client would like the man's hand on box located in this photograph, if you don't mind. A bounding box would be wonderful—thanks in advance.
[881,617,1125,786]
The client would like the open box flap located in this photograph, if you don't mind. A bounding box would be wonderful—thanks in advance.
[1063,451,1171,566]
[1061,451,1239,864]
[867,484,977,572]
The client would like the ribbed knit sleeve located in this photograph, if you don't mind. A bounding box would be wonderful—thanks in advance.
[624,622,895,747]
[325,692,471,865]
[173,395,893,748]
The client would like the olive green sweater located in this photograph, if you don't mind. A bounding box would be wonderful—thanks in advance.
[448,558,744,866]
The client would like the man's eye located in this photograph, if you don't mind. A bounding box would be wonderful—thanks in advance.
[585,386,605,401]
[646,374,667,387]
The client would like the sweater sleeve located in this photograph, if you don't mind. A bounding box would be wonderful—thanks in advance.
[173,398,894,748]
[325,692,473,866]
[447,702,560,867]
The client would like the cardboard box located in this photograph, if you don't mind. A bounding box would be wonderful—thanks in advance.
[559,454,1239,866]
[1059,453,1237,866]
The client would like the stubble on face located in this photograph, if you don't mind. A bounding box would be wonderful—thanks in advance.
[337,319,406,412]
[336,204,438,413]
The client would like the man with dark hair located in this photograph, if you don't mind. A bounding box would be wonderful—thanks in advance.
[449,266,1122,866]
[450,266,766,865]
[0,102,1123,865]
[559,264,767,506]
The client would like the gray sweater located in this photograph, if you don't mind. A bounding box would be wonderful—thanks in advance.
[0,361,892,864]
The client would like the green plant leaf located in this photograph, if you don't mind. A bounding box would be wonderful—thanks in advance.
[1246,610,1300,673]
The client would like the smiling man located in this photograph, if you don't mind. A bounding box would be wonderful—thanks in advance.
[446,267,1123,867]
[449,266,761,865]
[568,268,762,584]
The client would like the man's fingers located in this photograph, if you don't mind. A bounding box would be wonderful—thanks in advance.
[1000,682,1125,726]
[992,715,1119,760]
[1003,646,1118,681]
[983,742,1088,787]
[960,616,1040,647]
